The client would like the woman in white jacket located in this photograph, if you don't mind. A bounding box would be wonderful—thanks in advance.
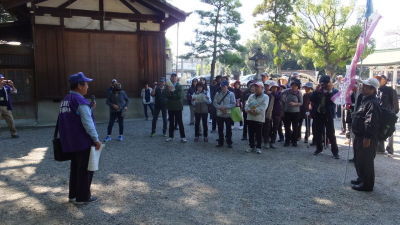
[245,82,269,154]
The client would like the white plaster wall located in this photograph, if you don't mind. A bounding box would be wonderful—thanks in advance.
[64,16,100,30]
[104,19,137,32]
[131,2,156,15]
[37,0,67,7]
[105,0,132,13]
[140,21,160,31]
[35,15,61,25]
[68,0,99,11]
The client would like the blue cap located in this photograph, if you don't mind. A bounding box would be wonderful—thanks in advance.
[0,74,4,79]
[220,80,229,87]
[69,72,93,84]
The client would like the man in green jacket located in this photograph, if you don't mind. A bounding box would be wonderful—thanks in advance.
[165,73,187,143]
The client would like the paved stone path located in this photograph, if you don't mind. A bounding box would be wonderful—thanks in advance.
[1,107,400,225]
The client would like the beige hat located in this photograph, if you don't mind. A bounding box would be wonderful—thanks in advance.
[361,78,380,90]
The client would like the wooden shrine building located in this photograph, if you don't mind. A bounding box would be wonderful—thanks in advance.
[0,0,187,123]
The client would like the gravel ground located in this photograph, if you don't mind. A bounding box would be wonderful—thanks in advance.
[1,106,400,225]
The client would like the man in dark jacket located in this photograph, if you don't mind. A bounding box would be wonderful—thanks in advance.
[351,78,381,192]
[151,78,168,137]
[375,75,399,154]
[310,75,339,159]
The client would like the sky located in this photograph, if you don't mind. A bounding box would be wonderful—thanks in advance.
[166,0,400,57]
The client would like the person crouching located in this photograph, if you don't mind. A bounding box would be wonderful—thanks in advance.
[245,82,269,154]
[192,83,211,142]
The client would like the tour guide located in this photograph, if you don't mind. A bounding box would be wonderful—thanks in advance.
[58,72,101,204]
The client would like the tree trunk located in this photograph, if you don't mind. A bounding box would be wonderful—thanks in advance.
[210,7,221,82]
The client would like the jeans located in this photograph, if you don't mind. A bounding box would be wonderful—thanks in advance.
[217,117,233,145]
[248,120,263,148]
[283,112,300,144]
[152,106,167,134]
[107,111,124,135]
[195,113,208,137]
[168,110,185,138]
[143,103,154,119]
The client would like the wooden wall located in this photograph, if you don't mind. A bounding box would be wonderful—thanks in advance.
[34,25,166,99]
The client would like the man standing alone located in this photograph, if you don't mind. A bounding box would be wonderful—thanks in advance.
[58,72,101,204]
[0,74,19,138]
[351,78,381,192]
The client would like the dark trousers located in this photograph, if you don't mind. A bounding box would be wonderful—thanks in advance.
[217,117,233,145]
[262,118,272,144]
[242,112,248,138]
[298,116,312,141]
[248,120,263,148]
[314,114,338,155]
[210,106,217,131]
[270,115,281,143]
[168,110,185,138]
[107,111,124,135]
[143,103,154,119]
[152,106,167,134]
[278,120,284,140]
[354,136,377,189]
[69,150,94,201]
[195,113,208,137]
[283,112,300,144]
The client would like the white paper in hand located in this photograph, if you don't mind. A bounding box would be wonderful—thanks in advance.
[88,144,105,171]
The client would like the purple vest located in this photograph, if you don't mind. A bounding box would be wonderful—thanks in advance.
[58,93,93,153]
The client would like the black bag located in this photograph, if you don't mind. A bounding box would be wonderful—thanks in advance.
[53,119,72,161]
[377,107,398,141]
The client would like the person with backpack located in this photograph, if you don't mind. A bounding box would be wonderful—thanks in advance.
[192,83,211,142]
[310,75,340,159]
[213,80,236,148]
[245,81,269,154]
[141,82,154,120]
[351,78,381,192]
[281,79,302,147]
[375,75,399,155]
[0,74,19,138]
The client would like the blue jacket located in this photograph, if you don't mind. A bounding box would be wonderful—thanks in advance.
[0,86,15,110]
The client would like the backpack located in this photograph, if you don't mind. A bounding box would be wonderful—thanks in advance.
[377,107,398,141]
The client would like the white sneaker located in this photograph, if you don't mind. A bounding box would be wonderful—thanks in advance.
[165,138,173,142]
[256,148,262,154]
[245,148,254,153]
[181,138,188,143]
[239,126,243,130]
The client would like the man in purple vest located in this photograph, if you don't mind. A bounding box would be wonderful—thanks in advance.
[58,72,101,204]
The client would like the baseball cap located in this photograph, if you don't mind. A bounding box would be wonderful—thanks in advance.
[0,74,4,79]
[220,80,229,87]
[303,82,314,89]
[69,72,93,84]
[290,79,301,87]
[375,74,388,81]
[252,81,264,88]
[269,81,279,87]
[111,79,117,83]
[361,78,380,90]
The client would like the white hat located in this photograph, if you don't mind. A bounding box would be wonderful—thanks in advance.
[361,78,379,90]
[269,81,279,87]
[252,81,264,88]
[264,80,273,85]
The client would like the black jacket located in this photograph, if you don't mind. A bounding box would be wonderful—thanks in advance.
[378,85,399,113]
[351,95,380,139]
[310,88,338,118]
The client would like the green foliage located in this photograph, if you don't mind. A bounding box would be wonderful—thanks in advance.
[0,4,15,23]
[185,0,243,80]
[253,0,296,72]
[294,0,374,76]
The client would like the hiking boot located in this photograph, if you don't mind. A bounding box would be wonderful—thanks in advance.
[256,148,262,154]
[75,196,98,205]
[245,148,254,153]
